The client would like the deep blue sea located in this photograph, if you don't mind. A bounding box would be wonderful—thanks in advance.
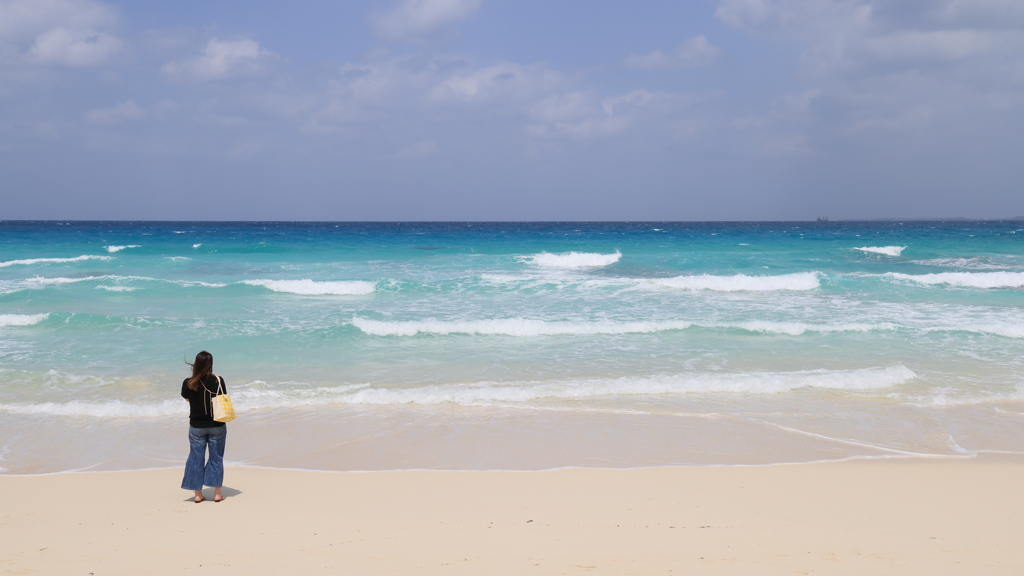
[2,221,1023,473]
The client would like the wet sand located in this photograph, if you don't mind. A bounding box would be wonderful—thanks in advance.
[2,455,1022,575]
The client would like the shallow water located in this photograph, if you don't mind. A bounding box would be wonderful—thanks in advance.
[1,221,1022,473]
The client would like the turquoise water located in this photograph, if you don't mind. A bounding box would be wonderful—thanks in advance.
[1,221,1023,473]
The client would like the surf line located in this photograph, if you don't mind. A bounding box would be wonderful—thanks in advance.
[754,419,944,456]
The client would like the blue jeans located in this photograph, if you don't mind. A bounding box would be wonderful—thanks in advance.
[181,425,226,490]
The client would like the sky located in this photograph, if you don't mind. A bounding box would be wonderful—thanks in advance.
[1,0,1023,221]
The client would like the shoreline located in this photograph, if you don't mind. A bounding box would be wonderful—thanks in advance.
[7,397,1020,474]
[3,454,1022,575]
[4,449,1019,477]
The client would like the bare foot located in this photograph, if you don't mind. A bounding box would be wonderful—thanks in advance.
[214,489,224,502]
[194,490,205,503]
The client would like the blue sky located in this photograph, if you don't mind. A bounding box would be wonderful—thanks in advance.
[2,0,1023,220]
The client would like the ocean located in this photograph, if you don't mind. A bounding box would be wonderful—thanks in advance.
[1,221,1022,474]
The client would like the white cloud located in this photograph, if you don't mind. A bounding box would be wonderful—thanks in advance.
[372,0,481,42]
[859,29,1000,62]
[431,62,562,102]
[528,114,629,140]
[715,0,1024,69]
[26,27,120,66]
[716,0,1024,141]
[623,36,721,69]
[530,91,596,124]
[84,100,143,124]
[304,56,565,133]
[941,0,1024,25]
[528,89,677,139]
[161,38,277,81]
[298,53,691,145]
[0,0,115,43]
[0,0,121,66]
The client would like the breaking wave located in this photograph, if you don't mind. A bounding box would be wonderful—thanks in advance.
[0,276,108,295]
[855,246,906,257]
[242,279,377,295]
[0,255,112,268]
[105,245,140,253]
[522,250,622,268]
[887,271,1024,289]
[0,313,49,327]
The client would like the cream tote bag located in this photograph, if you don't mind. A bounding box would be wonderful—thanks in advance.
[211,375,236,423]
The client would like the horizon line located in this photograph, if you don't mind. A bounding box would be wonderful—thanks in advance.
[2,217,1024,224]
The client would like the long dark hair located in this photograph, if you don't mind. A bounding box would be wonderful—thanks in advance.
[186,351,213,391]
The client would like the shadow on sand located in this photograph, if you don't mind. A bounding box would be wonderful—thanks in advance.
[183,486,243,502]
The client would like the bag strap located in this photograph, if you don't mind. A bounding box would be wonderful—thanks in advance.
[200,373,221,416]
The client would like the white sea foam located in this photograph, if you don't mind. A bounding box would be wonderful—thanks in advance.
[855,246,906,257]
[478,273,537,284]
[0,276,107,294]
[476,272,821,294]
[193,244,202,248]
[0,313,49,327]
[908,257,1010,270]
[243,279,377,295]
[0,366,918,416]
[0,275,230,294]
[22,276,103,286]
[350,317,895,337]
[352,317,694,337]
[332,366,917,406]
[0,399,184,418]
[727,321,895,335]
[32,275,156,287]
[226,384,372,411]
[0,255,112,268]
[654,272,820,291]
[927,323,1024,338]
[886,271,1024,288]
[181,281,228,288]
[105,245,140,253]
[476,274,629,291]
[522,250,622,268]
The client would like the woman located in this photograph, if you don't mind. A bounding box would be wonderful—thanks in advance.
[181,350,227,503]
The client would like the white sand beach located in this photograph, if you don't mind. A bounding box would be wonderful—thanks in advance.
[2,454,1022,575]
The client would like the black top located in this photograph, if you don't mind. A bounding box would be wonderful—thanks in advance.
[181,374,227,428]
